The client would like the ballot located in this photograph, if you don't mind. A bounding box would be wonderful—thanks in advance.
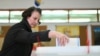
[56,38,80,46]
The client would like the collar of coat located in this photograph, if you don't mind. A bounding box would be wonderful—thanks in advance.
[20,19,32,32]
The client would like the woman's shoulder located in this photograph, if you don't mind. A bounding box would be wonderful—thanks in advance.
[9,23,24,31]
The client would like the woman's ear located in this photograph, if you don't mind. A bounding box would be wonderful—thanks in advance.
[27,16,30,20]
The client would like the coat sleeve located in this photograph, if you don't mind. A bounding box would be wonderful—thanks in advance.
[15,29,51,44]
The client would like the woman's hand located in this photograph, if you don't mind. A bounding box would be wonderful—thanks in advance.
[49,31,69,46]
[56,32,69,46]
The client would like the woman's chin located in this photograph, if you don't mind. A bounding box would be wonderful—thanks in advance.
[31,25,36,28]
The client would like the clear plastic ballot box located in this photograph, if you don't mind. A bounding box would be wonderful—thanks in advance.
[31,46,100,56]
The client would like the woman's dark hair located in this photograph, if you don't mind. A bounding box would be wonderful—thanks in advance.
[22,6,41,24]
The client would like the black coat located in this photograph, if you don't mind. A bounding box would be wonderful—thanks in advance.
[0,19,51,56]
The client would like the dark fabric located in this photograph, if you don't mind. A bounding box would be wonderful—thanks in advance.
[0,19,51,56]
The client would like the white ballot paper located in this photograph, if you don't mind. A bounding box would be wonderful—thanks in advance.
[56,38,80,46]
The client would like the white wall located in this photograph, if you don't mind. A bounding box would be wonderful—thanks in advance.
[0,0,100,9]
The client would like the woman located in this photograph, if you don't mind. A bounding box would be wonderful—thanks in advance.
[0,6,69,56]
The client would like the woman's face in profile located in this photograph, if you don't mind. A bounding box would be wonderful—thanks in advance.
[27,11,41,28]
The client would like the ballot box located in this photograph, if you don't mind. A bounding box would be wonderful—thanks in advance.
[31,38,100,56]
[31,46,100,56]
